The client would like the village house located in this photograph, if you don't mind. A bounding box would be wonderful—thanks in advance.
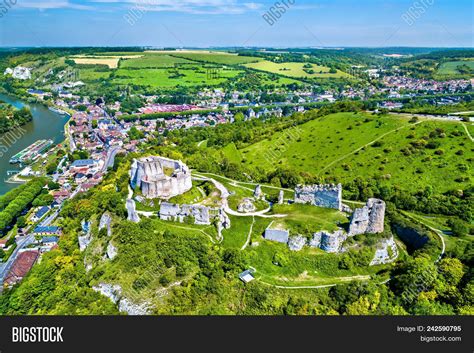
[33,226,62,236]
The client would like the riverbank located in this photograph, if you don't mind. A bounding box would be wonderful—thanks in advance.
[0,93,70,195]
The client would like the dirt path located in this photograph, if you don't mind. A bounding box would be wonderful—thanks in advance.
[241,216,255,250]
[196,172,293,192]
[401,211,446,263]
[461,123,474,142]
[194,174,287,218]
[258,274,371,289]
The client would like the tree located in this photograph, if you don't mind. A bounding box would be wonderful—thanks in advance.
[438,258,465,287]
[447,219,468,237]
[16,216,27,229]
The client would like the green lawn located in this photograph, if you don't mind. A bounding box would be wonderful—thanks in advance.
[246,240,381,286]
[236,112,408,173]
[78,67,110,81]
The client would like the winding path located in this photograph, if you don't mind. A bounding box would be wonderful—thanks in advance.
[240,216,255,251]
[258,275,372,289]
[401,211,446,263]
[461,123,474,142]
[193,175,286,218]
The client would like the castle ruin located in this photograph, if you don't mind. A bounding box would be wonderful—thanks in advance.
[294,184,342,211]
[348,198,386,236]
[310,229,347,253]
[130,156,192,199]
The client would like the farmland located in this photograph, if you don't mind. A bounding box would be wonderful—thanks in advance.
[120,54,195,68]
[244,60,351,79]
[71,55,143,68]
[112,66,242,88]
[435,60,474,78]
[152,51,263,65]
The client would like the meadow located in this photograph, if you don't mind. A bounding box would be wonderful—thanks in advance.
[71,55,143,68]
[112,66,242,88]
[435,60,474,78]
[162,51,263,65]
[245,60,350,79]
[224,112,473,193]
[120,54,195,68]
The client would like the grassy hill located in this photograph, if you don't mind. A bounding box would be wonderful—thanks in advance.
[435,60,474,79]
[223,112,473,193]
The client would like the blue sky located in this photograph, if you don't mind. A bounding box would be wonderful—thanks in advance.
[0,0,472,47]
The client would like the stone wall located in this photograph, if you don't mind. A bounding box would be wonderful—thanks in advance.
[160,202,211,225]
[264,228,290,244]
[310,229,347,253]
[294,184,342,211]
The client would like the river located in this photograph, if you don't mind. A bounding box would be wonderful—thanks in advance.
[0,93,70,195]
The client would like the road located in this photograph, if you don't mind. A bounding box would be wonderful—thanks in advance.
[0,234,35,285]
[258,274,372,289]
[103,145,121,172]
[387,111,463,122]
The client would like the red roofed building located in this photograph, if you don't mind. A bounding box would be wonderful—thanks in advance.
[4,250,40,286]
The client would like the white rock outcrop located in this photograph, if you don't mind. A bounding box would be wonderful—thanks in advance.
[93,283,150,315]
[107,242,118,260]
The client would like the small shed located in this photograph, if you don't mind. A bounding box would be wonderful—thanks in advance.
[239,270,255,284]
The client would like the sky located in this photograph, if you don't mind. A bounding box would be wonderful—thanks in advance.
[0,0,472,47]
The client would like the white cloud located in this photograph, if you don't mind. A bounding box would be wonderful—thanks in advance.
[91,0,264,14]
[17,1,93,10]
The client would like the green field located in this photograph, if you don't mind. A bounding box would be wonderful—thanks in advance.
[223,112,473,193]
[436,60,474,78]
[112,66,242,88]
[120,54,195,68]
[268,204,348,235]
[245,60,350,79]
[77,67,111,81]
[164,52,263,65]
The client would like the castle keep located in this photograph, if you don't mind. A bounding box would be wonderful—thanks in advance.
[348,198,386,236]
[130,156,192,199]
[294,184,342,211]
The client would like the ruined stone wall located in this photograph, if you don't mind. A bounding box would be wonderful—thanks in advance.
[294,184,342,211]
[348,198,386,236]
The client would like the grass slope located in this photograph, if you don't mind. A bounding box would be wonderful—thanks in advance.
[226,112,473,193]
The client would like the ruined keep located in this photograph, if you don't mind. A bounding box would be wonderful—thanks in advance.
[294,184,342,211]
[130,156,192,199]
[348,198,386,236]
